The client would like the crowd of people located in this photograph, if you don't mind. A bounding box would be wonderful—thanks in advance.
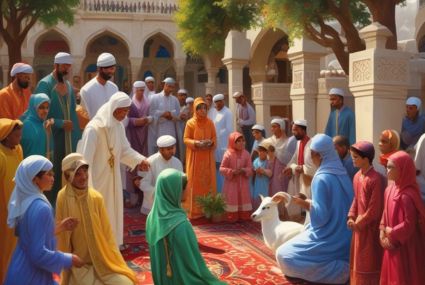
[0,51,425,284]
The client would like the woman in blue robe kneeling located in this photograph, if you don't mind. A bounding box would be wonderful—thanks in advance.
[276,134,353,284]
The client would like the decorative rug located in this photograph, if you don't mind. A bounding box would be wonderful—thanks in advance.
[122,208,311,285]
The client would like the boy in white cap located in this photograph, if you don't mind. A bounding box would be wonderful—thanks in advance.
[0,63,33,119]
[139,135,183,214]
[80,52,118,119]
[35,52,81,206]
[149,77,180,143]
[232,91,256,151]
[324,87,356,145]
[209,93,234,192]
[401,96,425,150]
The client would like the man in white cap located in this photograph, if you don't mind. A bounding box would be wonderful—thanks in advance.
[80,52,118,119]
[233,91,256,151]
[148,77,180,147]
[0,63,33,119]
[144,76,157,155]
[400,96,425,150]
[35,52,81,206]
[324,88,356,145]
[139,135,183,214]
[283,119,316,209]
[56,153,136,284]
[176,88,189,161]
[209,93,234,192]
[77,91,149,246]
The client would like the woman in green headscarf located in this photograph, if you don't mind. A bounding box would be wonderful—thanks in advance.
[146,168,226,285]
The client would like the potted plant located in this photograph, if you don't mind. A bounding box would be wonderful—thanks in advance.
[196,192,226,223]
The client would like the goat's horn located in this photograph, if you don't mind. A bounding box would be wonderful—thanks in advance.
[259,194,264,201]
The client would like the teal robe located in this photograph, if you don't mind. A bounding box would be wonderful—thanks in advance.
[21,94,53,158]
[325,105,356,145]
[146,169,226,285]
[35,74,81,206]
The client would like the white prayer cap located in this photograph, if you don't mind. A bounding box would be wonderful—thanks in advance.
[271,118,285,130]
[54,52,73,65]
[157,135,176,148]
[406,96,421,108]
[293,119,307,128]
[185,97,194,104]
[232,91,243,98]
[162,77,176,84]
[97,52,116,67]
[133,81,146,88]
[10,63,33,77]
[252,124,265,131]
[329,88,345,97]
[177,89,188,94]
[145,76,155,82]
[62,153,88,172]
[213,94,224,102]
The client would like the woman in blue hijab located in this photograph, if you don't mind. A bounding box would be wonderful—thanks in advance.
[276,134,353,284]
[21,93,54,158]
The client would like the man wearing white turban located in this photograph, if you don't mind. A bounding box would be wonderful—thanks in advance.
[400,96,425,150]
[77,91,149,246]
[0,62,33,119]
[35,52,81,206]
[80,52,118,119]
[144,76,157,155]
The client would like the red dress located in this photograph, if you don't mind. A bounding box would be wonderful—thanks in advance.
[348,168,384,285]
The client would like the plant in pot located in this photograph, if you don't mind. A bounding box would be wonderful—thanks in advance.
[196,192,226,223]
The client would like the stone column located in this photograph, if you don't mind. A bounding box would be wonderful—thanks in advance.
[288,38,327,136]
[349,22,410,148]
[222,30,250,129]
[129,57,143,83]
[175,57,186,88]
[205,67,219,95]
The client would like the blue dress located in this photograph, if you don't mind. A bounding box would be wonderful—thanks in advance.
[276,170,353,284]
[251,157,270,199]
[4,199,72,285]
[325,106,356,145]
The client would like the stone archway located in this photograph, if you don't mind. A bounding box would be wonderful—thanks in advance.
[33,30,70,82]
[83,32,130,92]
[140,33,175,92]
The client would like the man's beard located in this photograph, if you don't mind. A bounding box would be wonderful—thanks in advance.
[17,79,29,89]
[99,70,112,81]
[56,70,68,83]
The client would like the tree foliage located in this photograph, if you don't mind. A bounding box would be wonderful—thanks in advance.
[0,0,79,79]
[174,0,262,56]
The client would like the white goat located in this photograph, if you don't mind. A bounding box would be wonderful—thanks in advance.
[251,192,305,253]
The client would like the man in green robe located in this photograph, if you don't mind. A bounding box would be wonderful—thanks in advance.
[146,168,227,285]
[34,52,81,206]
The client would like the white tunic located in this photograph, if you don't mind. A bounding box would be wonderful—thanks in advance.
[209,106,234,162]
[80,77,118,119]
[236,103,256,127]
[139,152,183,214]
[146,89,157,156]
[149,91,180,138]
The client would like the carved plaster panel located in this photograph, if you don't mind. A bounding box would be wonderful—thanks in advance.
[352,59,372,82]
[375,58,408,82]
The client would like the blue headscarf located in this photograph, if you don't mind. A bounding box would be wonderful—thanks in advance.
[7,155,53,228]
[21,93,50,122]
[310,134,347,176]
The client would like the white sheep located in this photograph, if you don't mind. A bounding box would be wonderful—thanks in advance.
[251,192,305,253]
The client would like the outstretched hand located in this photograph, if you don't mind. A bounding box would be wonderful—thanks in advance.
[56,217,79,235]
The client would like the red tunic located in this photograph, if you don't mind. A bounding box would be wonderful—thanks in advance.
[348,168,384,285]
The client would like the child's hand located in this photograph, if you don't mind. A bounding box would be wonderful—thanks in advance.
[347,218,356,230]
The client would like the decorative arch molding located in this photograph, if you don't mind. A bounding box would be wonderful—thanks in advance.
[29,28,71,55]
[141,30,177,57]
[83,28,131,56]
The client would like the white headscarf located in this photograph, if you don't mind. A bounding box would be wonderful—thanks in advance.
[93,91,132,128]
[7,155,53,228]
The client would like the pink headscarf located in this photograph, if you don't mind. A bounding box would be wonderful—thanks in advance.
[227,131,244,154]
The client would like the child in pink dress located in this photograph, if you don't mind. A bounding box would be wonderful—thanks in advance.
[220,132,253,222]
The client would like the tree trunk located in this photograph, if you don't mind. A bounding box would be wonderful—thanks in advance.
[5,39,23,84]
[367,1,397,49]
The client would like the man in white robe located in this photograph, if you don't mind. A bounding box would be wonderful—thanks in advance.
[176,88,189,162]
[149,77,180,151]
[209,93,234,192]
[80,53,118,119]
[145,76,157,156]
[77,91,149,246]
[139,135,183,214]
[233,91,256,151]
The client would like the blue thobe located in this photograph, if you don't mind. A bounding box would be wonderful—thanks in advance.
[400,115,425,149]
[325,106,356,145]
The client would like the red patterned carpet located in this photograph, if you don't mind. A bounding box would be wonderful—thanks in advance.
[122,208,311,285]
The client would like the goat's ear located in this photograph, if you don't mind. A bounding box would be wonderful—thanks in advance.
[259,194,264,201]
[271,192,291,206]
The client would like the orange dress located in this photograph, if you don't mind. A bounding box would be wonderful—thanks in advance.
[183,98,217,219]
[0,83,31,119]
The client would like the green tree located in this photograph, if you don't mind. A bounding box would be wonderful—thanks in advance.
[174,0,262,57]
[264,0,406,74]
[0,0,79,79]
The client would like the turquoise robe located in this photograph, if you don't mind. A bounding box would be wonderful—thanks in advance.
[35,74,81,206]
[325,106,356,145]
[21,94,53,158]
